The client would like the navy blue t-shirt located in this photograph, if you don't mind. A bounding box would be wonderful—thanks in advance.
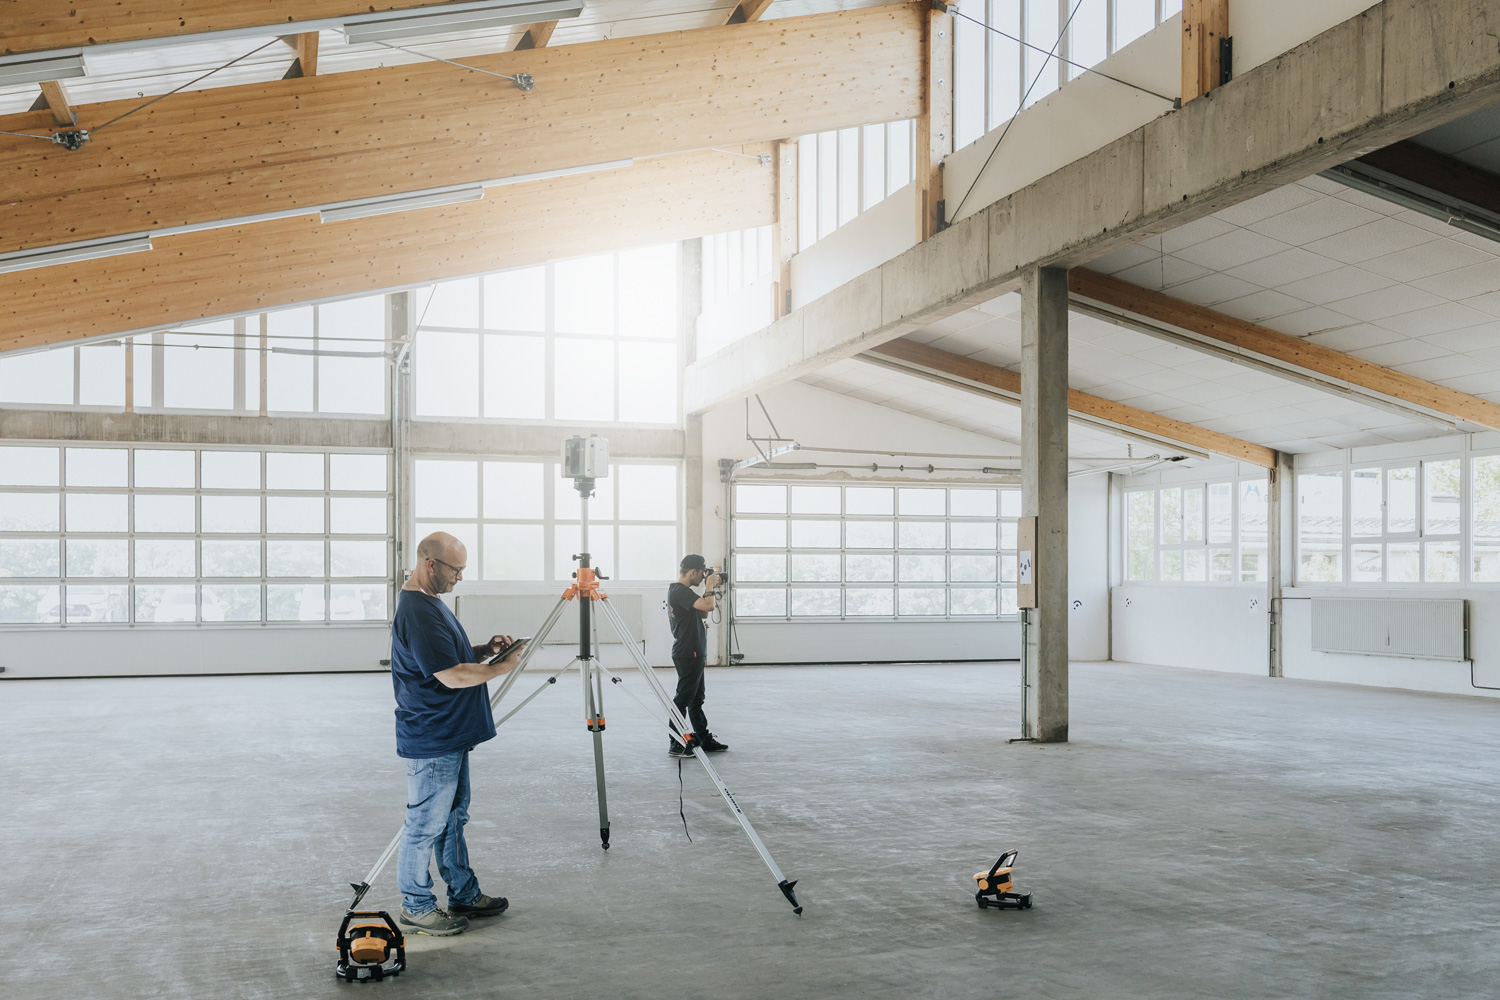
[390,589,496,759]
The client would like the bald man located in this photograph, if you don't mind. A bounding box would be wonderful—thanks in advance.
[389,531,526,937]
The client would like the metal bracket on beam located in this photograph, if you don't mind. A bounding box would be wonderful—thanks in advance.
[730,442,800,478]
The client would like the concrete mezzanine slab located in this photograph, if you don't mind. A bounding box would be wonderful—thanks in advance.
[3,661,1499,999]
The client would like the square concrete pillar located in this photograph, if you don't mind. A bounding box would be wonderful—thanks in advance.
[1021,266,1069,743]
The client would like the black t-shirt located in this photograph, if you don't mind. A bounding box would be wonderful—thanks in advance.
[667,582,707,659]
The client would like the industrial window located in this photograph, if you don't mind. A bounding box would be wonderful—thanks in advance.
[0,296,389,417]
[730,483,1020,620]
[795,121,917,251]
[952,0,1183,150]
[412,245,679,425]
[0,443,391,626]
[1295,458,1464,585]
[1123,476,1268,583]
[410,458,680,584]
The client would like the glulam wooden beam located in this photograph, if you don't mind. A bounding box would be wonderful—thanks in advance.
[866,337,1278,468]
[1181,0,1230,103]
[0,6,921,256]
[725,0,775,25]
[0,146,776,353]
[31,80,76,126]
[514,21,558,50]
[1070,268,1500,433]
[2,2,463,56]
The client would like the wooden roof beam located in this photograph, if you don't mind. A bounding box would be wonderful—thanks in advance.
[725,1,776,26]
[281,32,320,79]
[513,21,558,49]
[2,2,489,57]
[865,338,1277,468]
[0,6,921,256]
[1069,268,1500,433]
[27,80,76,126]
[0,145,776,354]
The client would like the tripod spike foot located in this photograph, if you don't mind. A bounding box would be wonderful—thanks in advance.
[348,881,370,910]
[778,879,803,915]
[601,826,610,849]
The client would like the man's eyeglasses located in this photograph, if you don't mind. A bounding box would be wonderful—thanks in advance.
[430,556,466,576]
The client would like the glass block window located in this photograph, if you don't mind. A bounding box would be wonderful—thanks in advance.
[411,457,680,583]
[0,444,391,625]
[730,482,1021,619]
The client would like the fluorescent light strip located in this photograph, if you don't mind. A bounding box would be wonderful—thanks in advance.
[343,1,585,44]
[0,158,635,272]
[0,1,585,63]
[0,52,85,87]
[320,186,485,223]
[0,236,153,275]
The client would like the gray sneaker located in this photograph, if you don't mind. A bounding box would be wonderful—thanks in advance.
[449,893,509,918]
[398,907,469,936]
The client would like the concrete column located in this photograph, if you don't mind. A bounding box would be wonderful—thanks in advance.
[1268,450,1294,678]
[1021,266,1069,743]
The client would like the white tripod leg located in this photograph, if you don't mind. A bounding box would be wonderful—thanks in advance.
[594,597,803,914]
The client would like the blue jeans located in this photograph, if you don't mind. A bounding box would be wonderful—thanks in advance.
[397,750,482,916]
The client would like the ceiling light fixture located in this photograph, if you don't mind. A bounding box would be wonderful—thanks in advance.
[343,0,585,44]
[319,186,485,223]
[0,52,85,87]
[0,235,153,274]
[1323,160,1500,246]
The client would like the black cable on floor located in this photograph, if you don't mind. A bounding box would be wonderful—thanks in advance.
[677,755,693,842]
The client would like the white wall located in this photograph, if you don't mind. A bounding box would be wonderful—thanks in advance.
[1069,472,1111,662]
[1112,584,1269,675]
[1280,594,1500,699]
[790,182,918,310]
[0,624,390,679]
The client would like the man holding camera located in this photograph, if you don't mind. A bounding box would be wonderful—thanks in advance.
[667,555,729,757]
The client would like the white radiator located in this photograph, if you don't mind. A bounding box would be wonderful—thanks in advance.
[1309,598,1467,661]
[456,594,643,645]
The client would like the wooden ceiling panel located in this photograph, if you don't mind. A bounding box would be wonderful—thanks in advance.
[0,146,775,353]
[0,6,921,255]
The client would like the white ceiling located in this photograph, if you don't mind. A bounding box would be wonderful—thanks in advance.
[803,104,1500,460]
[0,0,895,116]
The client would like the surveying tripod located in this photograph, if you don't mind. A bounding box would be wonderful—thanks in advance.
[350,475,803,916]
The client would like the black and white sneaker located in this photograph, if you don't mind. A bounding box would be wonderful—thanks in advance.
[698,732,729,753]
[668,740,693,758]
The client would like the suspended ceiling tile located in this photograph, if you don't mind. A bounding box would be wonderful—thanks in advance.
[1327,284,1447,322]
[1411,259,1500,301]
[1211,182,1323,228]
[1178,229,1289,272]
[1077,354,1161,381]
[976,292,1022,316]
[1301,218,1441,264]
[1134,343,1205,368]
[1089,243,1160,275]
[1255,383,1330,405]
[1246,197,1386,245]
[1161,272,1263,307]
[1347,339,1452,366]
[1204,393,1283,416]
[1067,369,1112,391]
[1123,367,1206,393]
[1361,239,1496,282]
[1224,247,1343,288]
[1419,323,1500,352]
[969,345,1022,369]
[1297,174,1352,197]
[1196,413,1271,434]
[1374,301,1496,337]
[1327,185,1406,218]
[1399,354,1491,382]
[1442,370,1500,395]
[1113,255,1210,289]
[1156,381,1235,406]
[1213,369,1290,393]
[1155,404,1225,424]
[1160,215,1239,254]
[1175,357,1246,381]
[1277,266,1392,306]
[1213,288,1315,323]
[1460,289,1500,319]
[1266,306,1362,337]
[1303,323,1408,352]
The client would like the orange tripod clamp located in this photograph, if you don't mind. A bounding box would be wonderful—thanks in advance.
[563,566,608,602]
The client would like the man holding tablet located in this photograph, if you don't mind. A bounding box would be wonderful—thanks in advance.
[389,531,526,937]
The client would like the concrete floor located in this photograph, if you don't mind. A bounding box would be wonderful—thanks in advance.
[4,660,1500,999]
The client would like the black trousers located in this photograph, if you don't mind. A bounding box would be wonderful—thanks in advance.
[672,652,709,734]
